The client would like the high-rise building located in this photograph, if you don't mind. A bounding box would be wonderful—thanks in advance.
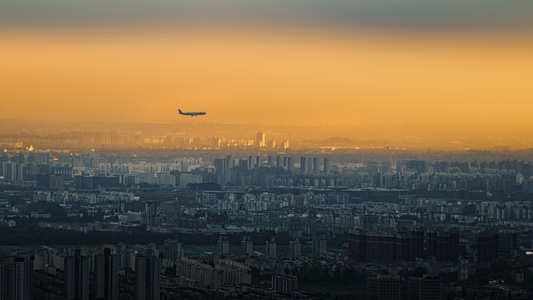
[395,232,412,261]
[411,230,425,260]
[477,230,498,263]
[313,157,319,174]
[286,157,294,172]
[498,230,517,259]
[163,239,183,268]
[64,249,90,300]
[268,156,274,168]
[272,274,298,295]
[256,132,266,148]
[300,157,308,174]
[313,235,327,258]
[241,237,254,256]
[367,275,401,300]
[135,254,160,300]
[0,254,32,300]
[458,257,470,281]
[265,237,277,258]
[407,275,441,300]
[214,157,229,184]
[323,158,330,175]
[349,231,425,263]
[427,229,460,262]
[288,239,301,260]
[247,155,254,170]
[217,236,230,256]
[94,248,119,300]
[276,156,283,169]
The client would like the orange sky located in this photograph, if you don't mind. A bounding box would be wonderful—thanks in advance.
[1,25,533,145]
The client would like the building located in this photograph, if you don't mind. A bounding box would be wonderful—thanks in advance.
[411,230,425,260]
[217,236,230,256]
[64,249,90,300]
[135,254,161,300]
[0,254,33,300]
[427,229,460,262]
[272,274,298,295]
[288,239,301,260]
[313,235,327,258]
[265,237,277,258]
[256,132,266,148]
[498,230,517,259]
[176,257,251,289]
[458,256,471,281]
[367,275,401,300]
[241,237,253,256]
[323,158,330,175]
[407,275,441,300]
[395,232,412,261]
[163,239,183,268]
[477,230,498,263]
[313,157,319,174]
[405,160,426,173]
[300,157,308,174]
[94,248,119,300]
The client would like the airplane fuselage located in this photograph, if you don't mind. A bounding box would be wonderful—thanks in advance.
[178,109,206,116]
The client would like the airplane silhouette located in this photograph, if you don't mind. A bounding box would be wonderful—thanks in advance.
[178,109,206,117]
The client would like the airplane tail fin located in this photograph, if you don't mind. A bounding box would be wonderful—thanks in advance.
[178,109,183,114]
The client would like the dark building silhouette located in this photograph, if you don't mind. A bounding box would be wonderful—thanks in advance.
[313,157,319,174]
[477,229,518,263]
[0,254,32,300]
[395,232,412,261]
[288,238,301,260]
[241,236,253,256]
[163,239,183,268]
[349,232,367,261]
[94,248,119,300]
[349,229,459,263]
[367,275,401,300]
[300,157,308,174]
[313,235,327,258]
[498,230,518,259]
[217,235,230,256]
[477,230,499,263]
[135,254,160,300]
[411,229,425,260]
[323,157,330,175]
[74,175,120,190]
[64,249,90,300]
[427,229,460,262]
[265,237,277,258]
[407,275,441,300]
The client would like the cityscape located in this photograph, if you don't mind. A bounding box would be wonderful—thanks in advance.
[1,124,533,299]
[2,0,533,299]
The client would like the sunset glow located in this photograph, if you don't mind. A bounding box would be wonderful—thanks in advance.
[1,1,533,149]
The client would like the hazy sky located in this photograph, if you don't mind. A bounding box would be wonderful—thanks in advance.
[1,0,533,145]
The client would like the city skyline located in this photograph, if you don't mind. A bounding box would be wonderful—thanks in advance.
[1,1,533,150]
[3,3,533,297]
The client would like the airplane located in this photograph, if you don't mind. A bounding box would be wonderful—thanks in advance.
[178,109,206,117]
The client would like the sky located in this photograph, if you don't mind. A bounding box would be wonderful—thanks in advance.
[1,0,533,147]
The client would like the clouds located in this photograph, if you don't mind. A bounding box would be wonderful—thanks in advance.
[1,0,533,32]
